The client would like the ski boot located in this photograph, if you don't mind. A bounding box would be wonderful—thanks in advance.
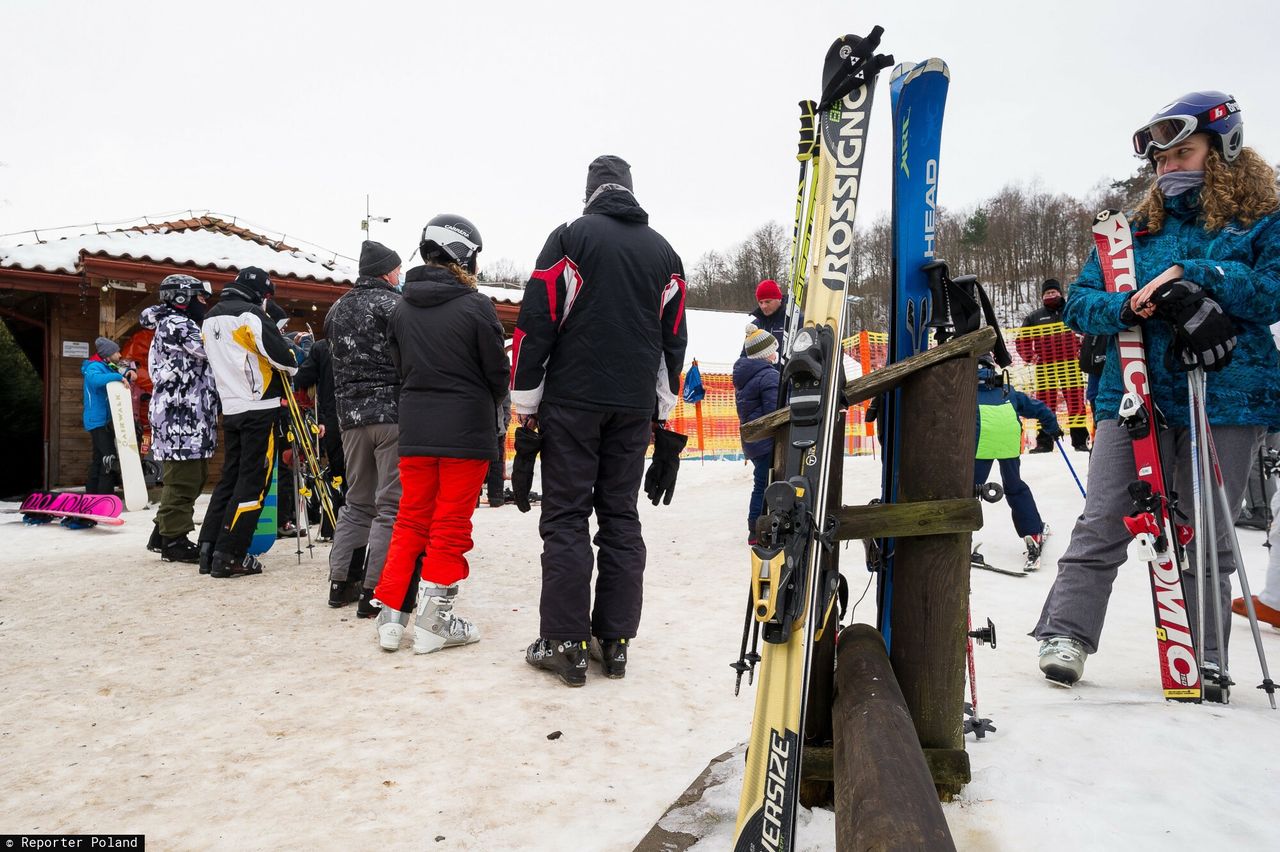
[209,551,265,578]
[61,517,96,530]
[277,520,300,538]
[1232,595,1280,629]
[526,638,588,687]
[1201,662,1233,704]
[328,577,361,608]
[373,600,411,652]
[198,541,215,575]
[22,513,53,525]
[590,636,628,679]
[147,523,163,553]
[161,535,201,564]
[1038,637,1087,686]
[356,588,380,619]
[412,582,479,654]
[1024,534,1043,571]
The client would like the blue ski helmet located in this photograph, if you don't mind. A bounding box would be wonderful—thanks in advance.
[1132,91,1243,163]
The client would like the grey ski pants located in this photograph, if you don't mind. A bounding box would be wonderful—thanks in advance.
[329,423,401,588]
[1034,418,1262,665]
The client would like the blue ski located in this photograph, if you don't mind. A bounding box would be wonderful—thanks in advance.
[877,58,950,646]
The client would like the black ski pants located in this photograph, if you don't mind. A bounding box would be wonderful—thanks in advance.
[85,424,118,495]
[538,402,650,642]
[199,408,278,560]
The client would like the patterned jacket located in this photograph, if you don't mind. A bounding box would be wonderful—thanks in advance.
[325,276,400,430]
[141,304,219,460]
[1064,191,1280,428]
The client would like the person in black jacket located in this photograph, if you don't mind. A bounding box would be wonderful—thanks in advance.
[745,278,801,357]
[325,240,403,614]
[1017,279,1089,452]
[370,214,509,655]
[511,155,688,686]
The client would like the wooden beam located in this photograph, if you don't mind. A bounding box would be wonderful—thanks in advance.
[98,285,116,339]
[835,498,982,541]
[833,624,957,850]
[111,297,149,340]
[741,327,996,444]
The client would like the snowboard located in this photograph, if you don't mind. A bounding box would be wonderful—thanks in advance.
[20,491,126,526]
[248,464,279,557]
[105,381,148,511]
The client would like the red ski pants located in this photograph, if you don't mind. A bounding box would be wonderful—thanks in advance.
[374,456,488,607]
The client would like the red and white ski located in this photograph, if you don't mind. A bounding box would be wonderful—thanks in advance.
[1091,209,1200,701]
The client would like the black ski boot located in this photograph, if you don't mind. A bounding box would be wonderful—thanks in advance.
[526,638,588,687]
[1202,663,1232,704]
[198,541,215,575]
[328,578,361,608]
[161,535,201,564]
[147,523,163,553]
[590,637,628,679]
[356,588,380,618]
[209,551,265,578]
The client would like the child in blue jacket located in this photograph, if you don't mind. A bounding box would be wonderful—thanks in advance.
[734,324,781,541]
[975,355,1062,566]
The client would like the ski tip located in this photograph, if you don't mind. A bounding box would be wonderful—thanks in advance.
[893,57,950,87]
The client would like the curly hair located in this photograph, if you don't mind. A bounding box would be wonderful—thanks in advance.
[1134,145,1278,233]
[424,259,478,288]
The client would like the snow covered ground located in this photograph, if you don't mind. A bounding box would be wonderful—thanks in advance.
[1,453,1277,850]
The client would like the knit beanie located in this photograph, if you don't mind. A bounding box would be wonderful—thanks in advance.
[585,155,634,203]
[95,337,120,358]
[744,323,779,360]
[359,240,402,278]
[1041,278,1062,296]
[755,279,784,302]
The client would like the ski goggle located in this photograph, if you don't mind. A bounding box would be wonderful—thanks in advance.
[1132,99,1237,159]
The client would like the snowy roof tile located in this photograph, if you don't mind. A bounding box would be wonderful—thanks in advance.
[0,216,358,284]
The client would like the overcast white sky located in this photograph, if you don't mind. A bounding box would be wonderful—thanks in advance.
[2,0,1276,277]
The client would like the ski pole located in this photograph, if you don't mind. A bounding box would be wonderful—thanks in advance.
[1053,439,1087,498]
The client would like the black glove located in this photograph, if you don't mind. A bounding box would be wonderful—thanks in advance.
[644,427,689,506]
[1148,279,1237,372]
[1043,424,1064,441]
[510,426,542,513]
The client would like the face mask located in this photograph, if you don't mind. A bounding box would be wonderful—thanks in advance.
[1043,293,1064,309]
[1155,169,1205,197]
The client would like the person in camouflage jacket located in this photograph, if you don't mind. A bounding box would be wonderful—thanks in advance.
[141,275,218,563]
[324,240,404,614]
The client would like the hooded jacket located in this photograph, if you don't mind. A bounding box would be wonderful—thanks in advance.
[1064,191,1280,428]
[81,355,124,431]
[294,338,338,428]
[141,303,219,460]
[975,370,1059,460]
[201,290,297,416]
[511,189,687,418]
[325,275,401,430]
[388,265,510,458]
[733,356,780,460]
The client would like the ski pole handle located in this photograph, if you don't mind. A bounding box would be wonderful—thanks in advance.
[796,100,817,162]
[922,259,952,330]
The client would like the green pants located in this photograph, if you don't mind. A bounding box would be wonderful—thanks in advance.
[156,458,209,538]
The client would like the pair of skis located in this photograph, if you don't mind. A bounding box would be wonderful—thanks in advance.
[733,26,959,851]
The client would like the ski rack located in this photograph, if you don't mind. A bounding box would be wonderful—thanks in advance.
[740,326,995,799]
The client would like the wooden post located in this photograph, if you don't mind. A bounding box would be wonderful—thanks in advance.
[888,354,977,797]
[834,624,956,851]
[98,285,116,340]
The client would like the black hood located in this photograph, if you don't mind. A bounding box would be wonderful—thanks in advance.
[584,189,648,224]
[402,265,475,308]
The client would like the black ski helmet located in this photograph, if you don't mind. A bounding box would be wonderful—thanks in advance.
[159,274,212,309]
[224,266,275,302]
[419,214,483,273]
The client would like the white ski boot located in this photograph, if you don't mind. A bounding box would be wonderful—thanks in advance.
[413,581,480,654]
[1038,636,1087,686]
[374,601,407,652]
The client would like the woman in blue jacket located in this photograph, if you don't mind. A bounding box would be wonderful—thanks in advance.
[734,324,781,541]
[1034,91,1280,692]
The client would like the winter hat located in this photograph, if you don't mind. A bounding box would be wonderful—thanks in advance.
[95,336,120,359]
[756,279,784,302]
[1041,279,1063,296]
[744,323,779,360]
[585,155,633,203]
[359,240,401,278]
[226,266,274,301]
